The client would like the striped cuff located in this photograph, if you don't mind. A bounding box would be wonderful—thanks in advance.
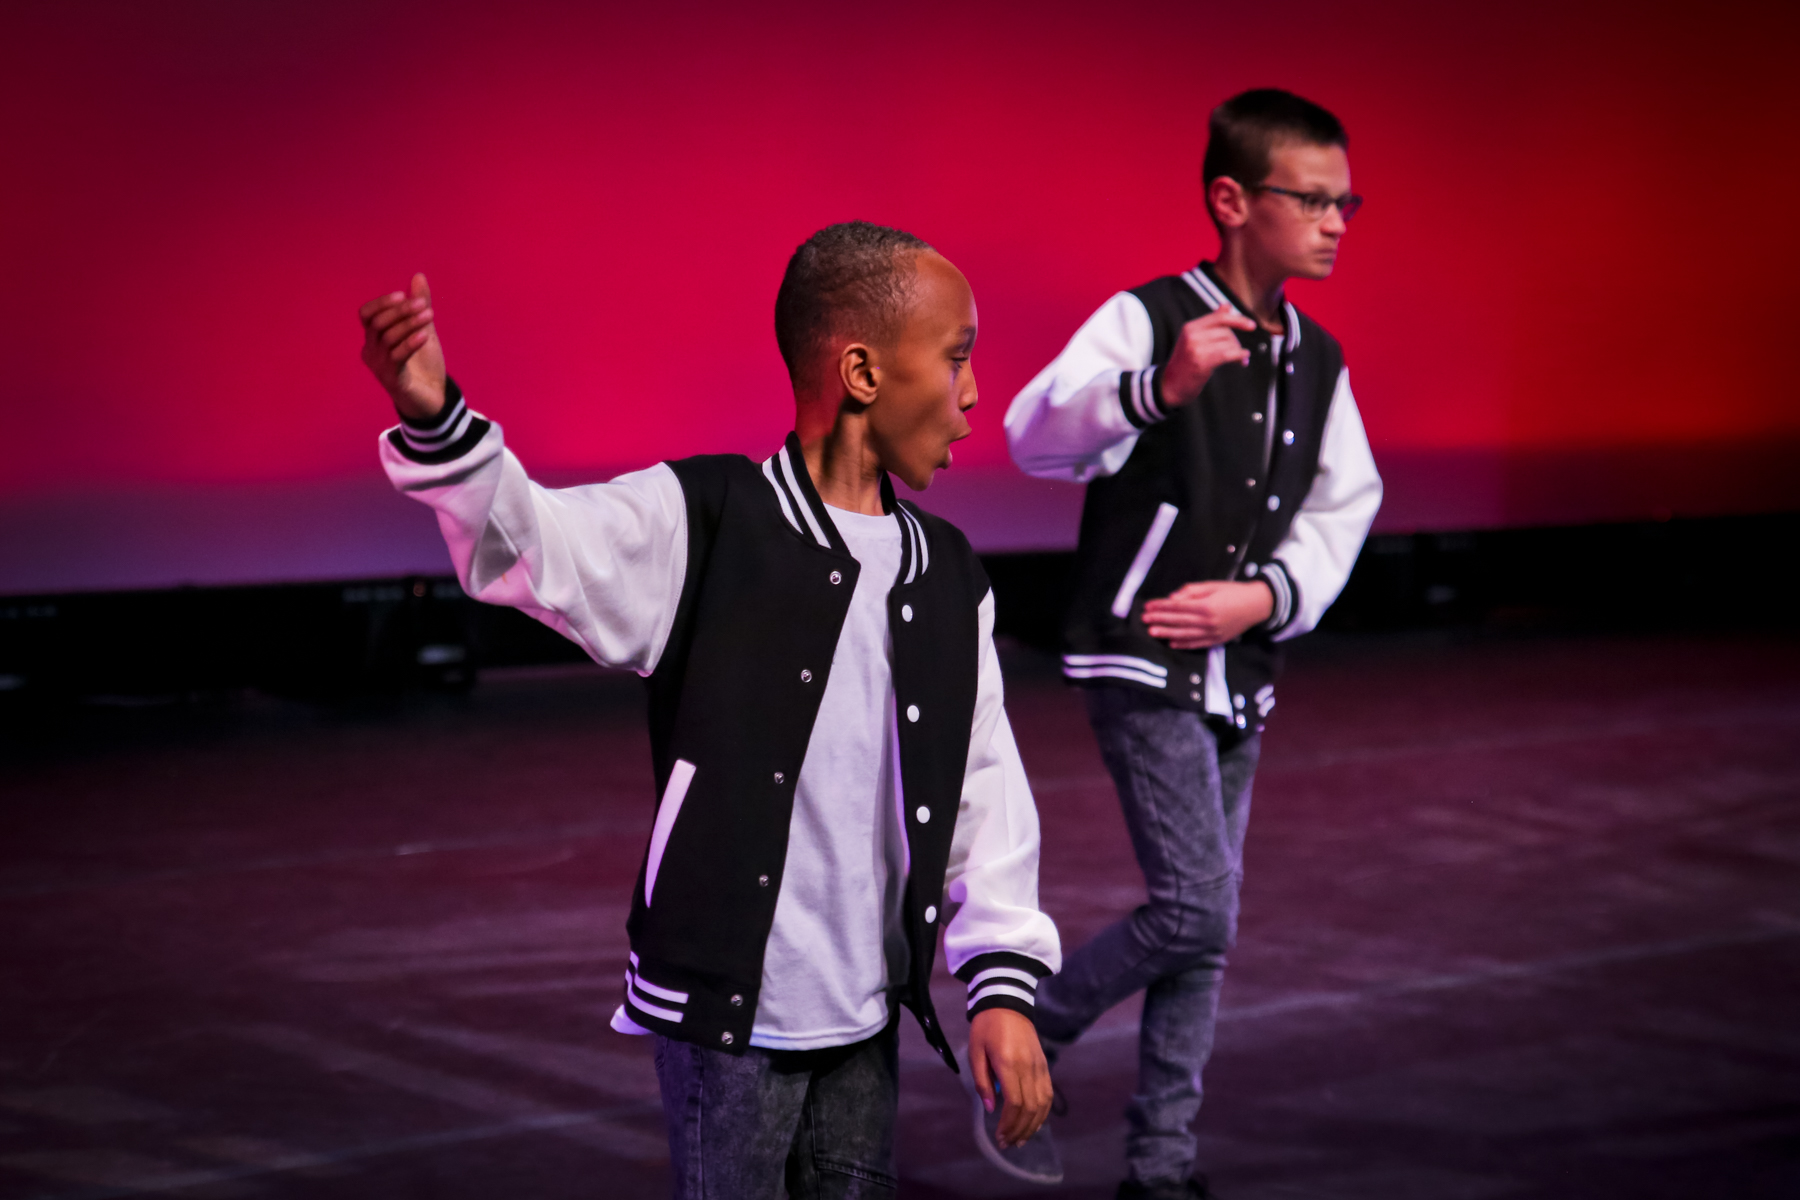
[955,951,1053,1021]
[1118,366,1171,429]
[388,377,488,464]
[1242,559,1296,633]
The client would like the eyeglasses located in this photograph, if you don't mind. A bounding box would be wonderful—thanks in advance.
[1250,184,1363,223]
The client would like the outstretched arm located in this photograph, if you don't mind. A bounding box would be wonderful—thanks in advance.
[359,275,688,675]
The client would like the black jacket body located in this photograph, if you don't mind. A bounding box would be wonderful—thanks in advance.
[625,434,988,1068]
[1065,265,1344,728]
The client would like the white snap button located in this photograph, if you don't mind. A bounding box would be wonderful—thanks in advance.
[1236,715,1247,728]
[1252,412,1264,422]
[721,1032,734,1045]
[1285,362,1294,374]
[773,772,784,784]
[1246,477,1256,488]
[924,905,937,923]
[1267,496,1280,511]
[730,993,743,1006]
[758,874,770,887]
[800,669,812,682]
[901,604,913,622]
[906,705,919,723]
[1243,562,1259,577]
[829,571,842,584]
[915,806,930,824]
[1234,693,1245,708]
[1283,429,1295,444]
[1225,544,1236,554]
[1190,690,1202,702]
[1189,673,1201,685]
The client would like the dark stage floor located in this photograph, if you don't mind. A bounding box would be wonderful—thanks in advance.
[2,630,1797,1199]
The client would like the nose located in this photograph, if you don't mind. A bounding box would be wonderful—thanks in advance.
[960,362,979,412]
[1322,205,1347,238]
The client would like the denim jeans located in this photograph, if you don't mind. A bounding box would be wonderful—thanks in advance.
[1035,685,1259,1188]
[653,1020,899,1200]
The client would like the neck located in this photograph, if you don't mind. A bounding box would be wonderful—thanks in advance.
[1211,241,1288,333]
[795,399,886,516]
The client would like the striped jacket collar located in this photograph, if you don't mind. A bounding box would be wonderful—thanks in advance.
[1180,261,1301,353]
[759,431,932,584]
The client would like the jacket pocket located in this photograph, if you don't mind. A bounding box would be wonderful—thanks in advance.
[643,759,696,907]
[1110,503,1180,618]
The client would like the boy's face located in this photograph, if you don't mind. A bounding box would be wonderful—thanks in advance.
[868,252,978,491]
[1242,140,1352,281]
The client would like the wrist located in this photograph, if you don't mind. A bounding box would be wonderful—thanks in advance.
[1251,577,1277,622]
[1159,365,1200,409]
[395,376,456,427]
[1240,560,1294,633]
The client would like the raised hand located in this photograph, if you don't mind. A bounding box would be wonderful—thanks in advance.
[967,1007,1053,1148]
[1142,580,1274,650]
[358,273,447,421]
[1158,306,1257,408]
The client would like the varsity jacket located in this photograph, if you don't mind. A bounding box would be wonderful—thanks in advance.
[1006,263,1382,731]
[381,387,1060,1070]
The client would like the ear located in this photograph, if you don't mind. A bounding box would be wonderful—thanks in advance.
[838,342,880,407]
[1208,176,1251,230]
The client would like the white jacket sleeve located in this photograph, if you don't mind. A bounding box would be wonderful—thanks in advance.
[378,395,687,674]
[1264,367,1383,640]
[1004,291,1161,482]
[942,589,1063,1020]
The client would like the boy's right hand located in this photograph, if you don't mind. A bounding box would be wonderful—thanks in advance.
[1158,307,1256,409]
[359,273,447,421]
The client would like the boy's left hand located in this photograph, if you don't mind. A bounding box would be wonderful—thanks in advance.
[1143,580,1275,649]
[967,1008,1053,1148]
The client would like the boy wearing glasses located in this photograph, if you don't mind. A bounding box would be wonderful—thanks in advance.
[995,89,1383,1197]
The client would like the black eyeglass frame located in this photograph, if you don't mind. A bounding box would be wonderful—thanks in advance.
[1249,184,1364,222]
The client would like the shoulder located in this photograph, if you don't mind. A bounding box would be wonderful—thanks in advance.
[663,453,759,495]
[661,454,766,532]
[1125,273,1191,308]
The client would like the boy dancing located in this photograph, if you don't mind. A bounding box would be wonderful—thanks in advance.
[358,222,1059,1198]
[1001,89,1383,1197]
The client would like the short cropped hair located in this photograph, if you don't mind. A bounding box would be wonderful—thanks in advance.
[1202,89,1347,224]
[775,221,933,390]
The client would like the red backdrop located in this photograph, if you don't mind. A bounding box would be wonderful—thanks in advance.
[2,0,1797,587]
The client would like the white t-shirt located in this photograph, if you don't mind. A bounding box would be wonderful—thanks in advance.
[749,505,910,1050]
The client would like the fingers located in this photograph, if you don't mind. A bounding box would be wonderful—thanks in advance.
[1180,327,1251,372]
[1210,307,1258,332]
[970,1039,996,1115]
[380,310,435,357]
[364,294,429,336]
[993,1053,1052,1147]
[359,275,431,326]
[1142,597,1221,647]
[358,291,404,323]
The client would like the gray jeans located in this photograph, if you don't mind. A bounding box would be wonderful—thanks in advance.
[653,1020,899,1200]
[1035,685,1259,1188]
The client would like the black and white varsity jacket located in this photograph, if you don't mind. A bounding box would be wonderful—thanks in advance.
[382,391,1060,1070]
[1006,263,1383,731]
